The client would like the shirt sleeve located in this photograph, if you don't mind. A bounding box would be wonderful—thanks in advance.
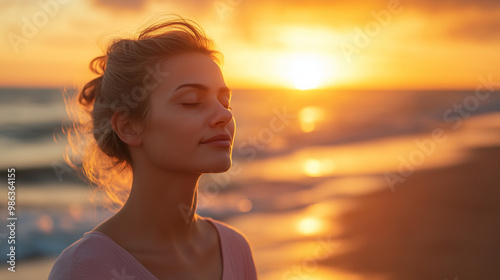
[48,235,148,280]
[212,220,258,280]
[48,238,111,280]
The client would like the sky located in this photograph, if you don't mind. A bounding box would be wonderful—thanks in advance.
[0,0,499,90]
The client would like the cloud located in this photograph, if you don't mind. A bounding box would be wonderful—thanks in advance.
[448,15,500,42]
[90,0,216,13]
[89,0,500,15]
[412,0,500,12]
[83,0,500,45]
[92,0,148,11]
[234,0,500,45]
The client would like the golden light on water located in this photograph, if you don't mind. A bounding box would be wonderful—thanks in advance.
[304,158,322,176]
[238,198,253,213]
[299,106,326,133]
[37,214,54,234]
[68,203,83,221]
[303,158,335,177]
[297,217,324,235]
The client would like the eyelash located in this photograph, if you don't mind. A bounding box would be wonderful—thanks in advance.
[181,103,201,107]
[181,103,233,110]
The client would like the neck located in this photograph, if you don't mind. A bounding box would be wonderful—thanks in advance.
[117,164,202,241]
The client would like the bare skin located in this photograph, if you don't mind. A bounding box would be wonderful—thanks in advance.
[93,52,235,280]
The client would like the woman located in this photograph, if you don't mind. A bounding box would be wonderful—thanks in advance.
[49,16,257,280]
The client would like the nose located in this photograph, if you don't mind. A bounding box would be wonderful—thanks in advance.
[210,101,233,127]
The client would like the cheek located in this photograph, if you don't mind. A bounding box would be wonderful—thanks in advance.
[143,114,200,157]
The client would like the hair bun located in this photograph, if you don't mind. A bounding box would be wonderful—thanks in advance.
[90,55,107,75]
[79,76,103,106]
[78,55,108,106]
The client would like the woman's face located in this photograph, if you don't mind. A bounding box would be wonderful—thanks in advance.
[139,52,235,174]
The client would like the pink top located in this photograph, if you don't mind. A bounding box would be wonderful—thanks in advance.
[48,217,257,280]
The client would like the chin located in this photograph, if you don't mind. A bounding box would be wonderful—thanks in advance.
[201,158,232,173]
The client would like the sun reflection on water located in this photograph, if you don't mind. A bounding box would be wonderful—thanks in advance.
[299,106,326,133]
[238,198,253,213]
[297,217,324,235]
[303,158,335,177]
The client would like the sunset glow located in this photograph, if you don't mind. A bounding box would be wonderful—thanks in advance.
[2,2,499,279]
[0,1,496,89]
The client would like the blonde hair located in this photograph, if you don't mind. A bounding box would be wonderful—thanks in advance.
[63,16,222,210]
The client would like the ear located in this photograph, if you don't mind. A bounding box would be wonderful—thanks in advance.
[111,113,143,146]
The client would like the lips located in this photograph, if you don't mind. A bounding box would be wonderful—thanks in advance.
[200,133,232,144]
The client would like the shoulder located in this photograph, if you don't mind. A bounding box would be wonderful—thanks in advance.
[48,231,134,280]
[205,217,251,248]
[203,217,258,279]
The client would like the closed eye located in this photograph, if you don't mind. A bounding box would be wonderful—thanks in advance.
[181,103,201,107]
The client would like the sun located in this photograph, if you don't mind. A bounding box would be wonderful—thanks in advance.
[285,53,332,90]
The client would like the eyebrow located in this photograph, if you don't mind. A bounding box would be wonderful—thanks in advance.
[173,83,232,97]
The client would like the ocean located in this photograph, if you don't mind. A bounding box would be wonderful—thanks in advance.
[1,87,500,278]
